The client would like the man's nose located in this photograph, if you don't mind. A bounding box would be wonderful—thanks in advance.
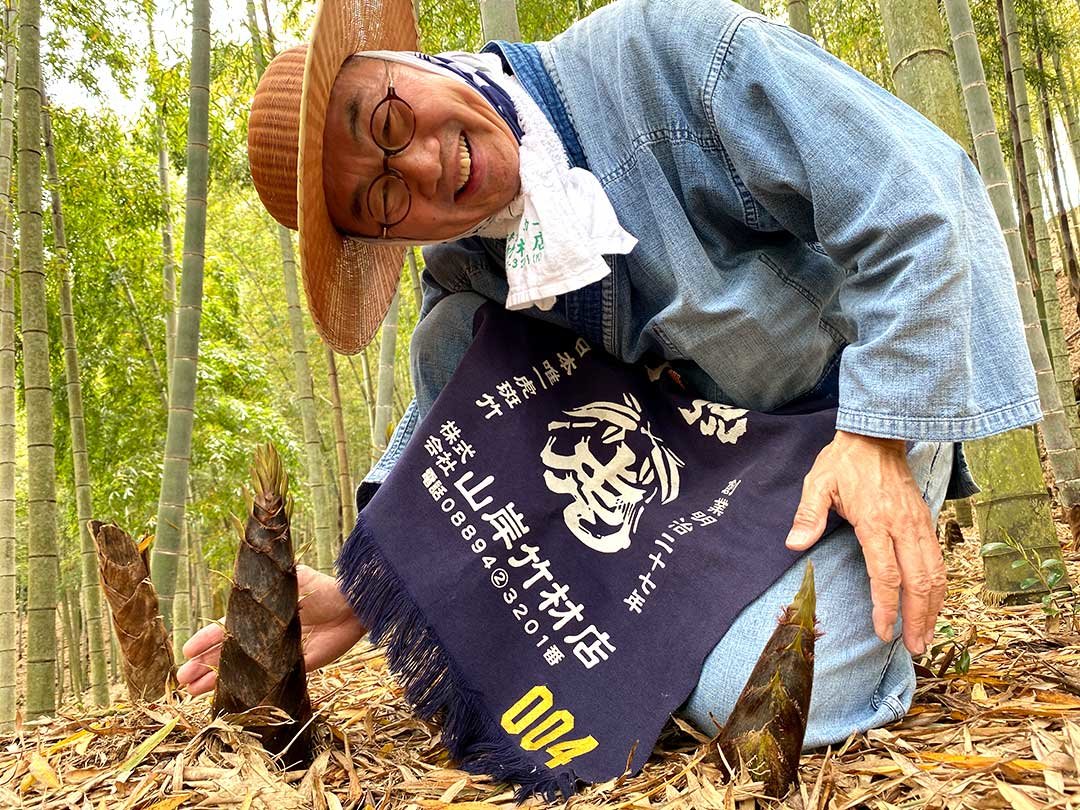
[392,134,443,200]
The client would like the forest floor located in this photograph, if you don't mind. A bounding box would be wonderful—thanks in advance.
[2,529,1080,809]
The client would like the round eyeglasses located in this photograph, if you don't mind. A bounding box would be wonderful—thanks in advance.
[367,78,416,237]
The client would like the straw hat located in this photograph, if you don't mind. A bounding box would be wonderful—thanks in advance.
[248,0,419,354]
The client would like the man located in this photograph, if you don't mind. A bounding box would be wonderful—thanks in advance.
[180,0,1038,750]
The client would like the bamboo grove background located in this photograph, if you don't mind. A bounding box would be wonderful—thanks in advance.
[0,0,1079,725]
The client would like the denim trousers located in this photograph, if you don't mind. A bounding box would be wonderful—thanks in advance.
[393,290,953,749]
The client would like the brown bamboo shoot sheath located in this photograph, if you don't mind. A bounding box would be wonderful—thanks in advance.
[710,564,816,799]
[90,520,176,701]
[212,445,313,765]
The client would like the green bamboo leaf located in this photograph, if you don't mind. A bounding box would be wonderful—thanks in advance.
[979,542,1012,556]
[1011,558,1031,569]
[116,715,179,780]
[1047,570,1065,588]
[1040,558,1064,571]
[955,647,970,675]
[1019,577,1040,590]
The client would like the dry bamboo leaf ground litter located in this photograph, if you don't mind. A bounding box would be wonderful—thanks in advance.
[3,533,1080,809]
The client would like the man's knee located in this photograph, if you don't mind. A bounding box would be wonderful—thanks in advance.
[800,631,914,748]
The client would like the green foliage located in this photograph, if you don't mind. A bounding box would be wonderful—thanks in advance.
[807,0,895,91]
[980,536,1075,626]
[928,621,972,675]
[43,0,136,98]
[415,0,616,52]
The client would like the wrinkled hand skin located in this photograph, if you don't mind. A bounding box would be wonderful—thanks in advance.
[785,429,945,655]
[177,564,367,695]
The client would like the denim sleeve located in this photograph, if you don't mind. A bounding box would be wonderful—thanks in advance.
[706,17,1040,441]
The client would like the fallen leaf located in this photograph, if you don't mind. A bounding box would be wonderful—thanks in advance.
[143,793,194,810]
[28,751,61,789]
[65,767,110,784]
[995,779,1042,810]
[916,752,1044,772]
[438,777,469,803]
[46,729,92,755]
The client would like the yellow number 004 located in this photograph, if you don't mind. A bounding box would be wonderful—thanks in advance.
[500,685,598,768]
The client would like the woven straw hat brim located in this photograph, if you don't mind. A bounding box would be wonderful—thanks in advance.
[298,0,418,354]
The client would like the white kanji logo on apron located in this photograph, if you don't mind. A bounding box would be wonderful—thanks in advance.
[541,394,684,554]
[677,399,749,444]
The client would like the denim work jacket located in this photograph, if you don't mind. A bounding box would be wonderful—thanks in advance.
[369,0,1040,498]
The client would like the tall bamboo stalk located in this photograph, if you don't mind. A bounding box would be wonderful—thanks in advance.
[878,0,971,151]
[246,0,266,68]
[112,258,168,408]
[326,346,355,538]
[172,521,191,656]
[995,0,1037,275]
[1057,137,1080,254]
[953,495,974,527]
[1038,162,1066,267]
[966,426,1066,602]
[42,99,109,706]
[1000,0,1080,453]
[245,0,336,572]
[150,0,211,628]
[1002,0,1063,298]
[147,10,177,381]
[18,0,58,717]
[787,0,812,37]
[190,519,211,622]
[943,0,1071,596]
[406,248,422,310]
[1051,49,1080,181]
[71,587,86,690]
[59,585,83,699]
[279,229,335,572]
[1039,44,1080,293]
[357,350,376,439]
[152,5,191,635]
[187,550,200,630]
[54,609,64,705]
[478,0,521,40]
[1069,62,1080,184]
[0,0,18,731]
[259,0,276,54]
[159,113,176,376]
[372,291,401,463]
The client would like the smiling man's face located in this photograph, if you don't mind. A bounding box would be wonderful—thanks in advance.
[322,56,521,241]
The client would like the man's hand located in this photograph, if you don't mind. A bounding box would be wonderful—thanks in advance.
[785,430,945,655]
[176,564,367,695]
